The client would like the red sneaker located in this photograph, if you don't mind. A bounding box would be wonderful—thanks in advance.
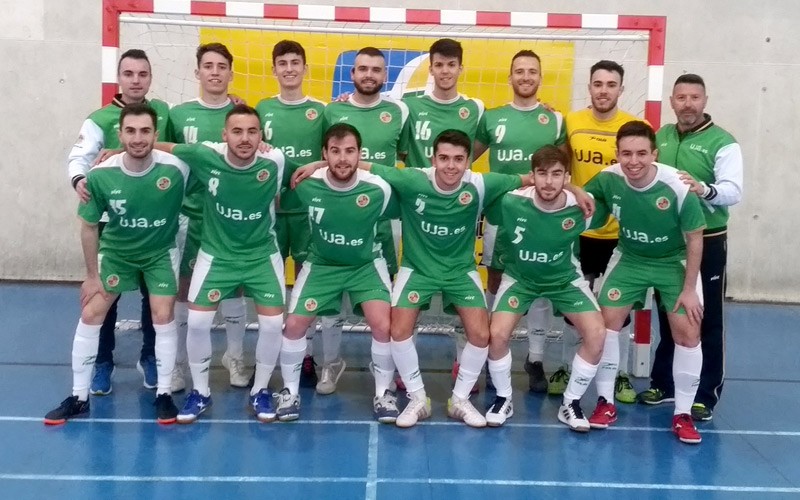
[588,397,618,429]
[672,413,702,444]
[451,360,479,395]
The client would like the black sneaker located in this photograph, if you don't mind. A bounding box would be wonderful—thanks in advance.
[636,387,675,405]
[691,403,714,422]
[300,355,318,388]
[523,357,548,393]
[44,395,89,425]
[155,393,179,424]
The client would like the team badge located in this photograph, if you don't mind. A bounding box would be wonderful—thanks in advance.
[207,289,221,303]
[607,288,621,302]
[304,298,318,312]
[257,169,270,182]
[407,291,420,304]
[458,107,470,120]
[305,108,318,120]
[656,196,671,210]
[562,217,575,230]
[458,191,473,205]
[356,194,370,207]
[508,296,519,309]
[379,111,392,124]
[106,274,120,288]
[156,176,171,190]
[538,113,550,125]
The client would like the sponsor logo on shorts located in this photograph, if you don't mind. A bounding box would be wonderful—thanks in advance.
[106,274,119,288]
[304,298,318,311]
[656,196,670,210]
[305,108,318,120]
[156,176,171,190]
[508,296,519,308]
[257,169,270,182]
[607,288,621,301]
[379,111,392,124]
[562,217,575,230]
[356,194,370,207]
[458,191,473,205]
[207,289,221,302]
[538,113,550,125]
[459,107,470,119]
[407,291,420,304]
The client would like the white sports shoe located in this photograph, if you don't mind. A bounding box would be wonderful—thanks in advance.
[396,396,432,428]
[447,396,487,428]
[171,362,187,393]
[316,358,346,395]
[558,400,591,432]
[485,396,514,427]
[221,352,251,388]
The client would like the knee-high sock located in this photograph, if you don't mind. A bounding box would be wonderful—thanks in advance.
[619,323,632,375]
[563,354,599,404]
[72,320,101,400]
[371,339,395,396]
[187,310,216,397]
[595,329,620,402]
[391,337,425,396]
[220,297,246,359]
[174,302,189,365]
[453,342,488,400]
[527,299,552,362]
[673,343,703,415]
[561,323,582,366]
[154,321,177,395]
[251,314,283,395]
[487,352,513,398]
[320,315,343,364]
[280,336,307,396]
[454,324,467,363]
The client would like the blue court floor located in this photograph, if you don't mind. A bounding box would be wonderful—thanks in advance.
[1,282,799,499]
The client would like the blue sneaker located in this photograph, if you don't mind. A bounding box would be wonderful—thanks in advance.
[90,361,114,395]
[137,355,158,389]
[373,390,400,424]
[177,390,212,424]
[250,389,276,423]
[276,388,301,422]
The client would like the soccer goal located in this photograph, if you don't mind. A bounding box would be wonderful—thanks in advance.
[103,0,665,376]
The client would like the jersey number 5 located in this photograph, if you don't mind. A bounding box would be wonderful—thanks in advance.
[511,225,525,244]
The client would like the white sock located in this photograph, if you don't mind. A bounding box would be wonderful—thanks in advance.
[320,315,343,364]
[563,354,599,404]
[280,336,307,396]
[391,337,425,394]
[487,352,513,398]
[485,291,496,311]
[453,342,488,400]
[220,297,246,360]
[371,339,395,396]
[174,301,189,365]
[187,309,216,397]
[154,321,178,395]
[561,322,581,366]
[526,302,548,362]
[595,329,620,402]
[305,323,316,356]
[673,343,703,415]
[252,314,283,395]
[619,322,632,375]
[72,320,101,400]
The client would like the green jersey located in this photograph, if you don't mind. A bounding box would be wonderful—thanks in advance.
[283,168,398,266]
[400,94,485,167]
[371,165,521,276]
[476,103,566,175]
[172,143,286,260]
[169,99,235,220]
[79,151,189,260]
[323,96,408,166]
[255,96,326,214]
[585,163,706,263]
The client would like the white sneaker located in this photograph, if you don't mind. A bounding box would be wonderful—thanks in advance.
[316,358,346,395]
[221,352,251,388]
[171,362,187,393]
[447,396,487,428]
[396,396,432,428]
[485,396,514,427]
[558,399,590,432]
[276,388,301,422]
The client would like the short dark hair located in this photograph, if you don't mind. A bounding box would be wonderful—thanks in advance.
[433,129,471,156]
[197,42,234,68]
[674,73,706,90]
[616,120,656,150]
[225,104,260,125]
[272,40,306,64]
[590,60,624,83]
[510,50,541,71]
[531,145,569,173]
[429,38,463,65]
[323,123,362,150]
[119,102,157,129]
[356,46,385,59]
[117,49,151,74]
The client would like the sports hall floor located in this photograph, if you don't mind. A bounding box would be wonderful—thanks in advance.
[1,282,799,499]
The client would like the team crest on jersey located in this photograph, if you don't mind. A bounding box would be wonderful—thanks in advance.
[156,176,171,190]
[562,217,575,230]
[538,113,550,125]
[407,291,420,304]
[106,274,120,288]
[379,111,392,124]
[207,289,221,303]
[304,298,318,312]
[656,196,671,210]
[508,296,519,309]
[356,194,370,207]
[458,191,473,205]
[305,108,318,120]
[607,288,621,302]
[458,107,470,120]
[257,169,270,182]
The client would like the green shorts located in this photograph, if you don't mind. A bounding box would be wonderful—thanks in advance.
[178,215,202,277]
[375,219,399,276]
[492,273,598,315]
[276,212,311,264]
[99,247,179,296]
[188,249,285,307]
[480,222,507,271]
[597,249,702,315]
[289,258,392,317]
[391,266,486,314]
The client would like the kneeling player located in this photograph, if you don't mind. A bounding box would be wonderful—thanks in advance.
[486,146,608,430]
[45,104,188,425]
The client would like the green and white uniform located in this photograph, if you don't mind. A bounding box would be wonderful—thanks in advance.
[370,165,521,312]
[79,151,189,295]
[585,163,706,312]
[282,168,398,316]
[475,103,566,270]
[172,143,287,307]
[255,95,326,264]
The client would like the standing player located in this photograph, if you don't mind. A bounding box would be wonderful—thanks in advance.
[585,121,706,444]
[474,49,567,393]
[158,105,287,424]
[254,40,326,390]
[169,43,250,390]
[46,104,187,425]
[638,74,743,422]
[554,60,642,403]
[484,145,608,430]
[67,49,170,395]
[282,123,399,422]
[316,46,409,395]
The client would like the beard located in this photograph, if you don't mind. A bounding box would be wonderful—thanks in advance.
[354,79,384,96]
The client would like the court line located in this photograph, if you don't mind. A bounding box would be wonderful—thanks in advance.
[365,422,378,500]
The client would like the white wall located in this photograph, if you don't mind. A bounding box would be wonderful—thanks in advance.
[2,0,798,302]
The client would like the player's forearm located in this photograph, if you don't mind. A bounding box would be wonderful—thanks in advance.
[154,142,177,154]
[80,221,100,278]
[682,229,704,291]
[67,119,104,181]
[705,143,743,206]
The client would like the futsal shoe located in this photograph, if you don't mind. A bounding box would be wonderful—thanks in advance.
[485,396,514,427]
[558,400,590,432]
[177,390,212,424]
[137,355,158,389]
[276,388,301,422]
[316,358,346,395]
[299,355,318,388]
[672,413,702,444]
[548,365,570,395]
[221,352,251,388]
[373,390,400,424]
[155,393,179,424]
[44,395,90,425]
[614,373,637,404]
[588,397,618,429]
[90,361,114,395]
[396,396,432,428]
[636,387,675,405]
[523,357,549,393]
[250,389,277,423]
[447,396,487,428]
[691,403,714,422]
